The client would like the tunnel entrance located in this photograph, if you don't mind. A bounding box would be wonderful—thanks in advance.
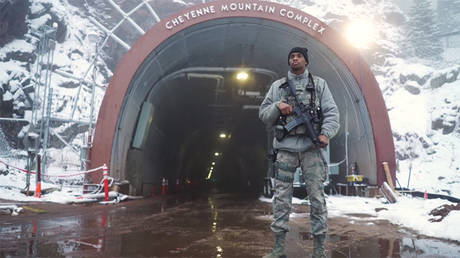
[90,1,396,196]
[126,66,274,195]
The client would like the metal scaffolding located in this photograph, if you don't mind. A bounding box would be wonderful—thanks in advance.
[23,0,164,180]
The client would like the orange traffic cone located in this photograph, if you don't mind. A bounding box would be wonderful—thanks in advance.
[35,155,42,198]
[34,181,41,198]
[161,177,167,195]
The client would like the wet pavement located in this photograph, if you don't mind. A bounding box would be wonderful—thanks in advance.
[1,193,460,257]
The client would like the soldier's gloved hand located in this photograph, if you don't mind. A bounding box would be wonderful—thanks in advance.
[318,134,329,148]
[278,102,293,115]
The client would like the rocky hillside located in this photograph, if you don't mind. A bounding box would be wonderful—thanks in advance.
[0,0,109,156]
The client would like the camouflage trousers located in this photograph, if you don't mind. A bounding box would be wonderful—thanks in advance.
[270,149,328,236]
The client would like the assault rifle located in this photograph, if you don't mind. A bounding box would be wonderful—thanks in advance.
[282,97,320,147]
[282,79,328,166]
[276,78,320,146]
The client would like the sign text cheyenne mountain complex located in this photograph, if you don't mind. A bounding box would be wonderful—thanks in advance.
[164,2,326,36]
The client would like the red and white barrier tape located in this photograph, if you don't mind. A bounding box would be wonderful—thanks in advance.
[43,166,105,178]
[0,159,106,178]
[0,159,35,174]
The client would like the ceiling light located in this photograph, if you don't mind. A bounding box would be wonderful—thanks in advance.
[236,71,249,81]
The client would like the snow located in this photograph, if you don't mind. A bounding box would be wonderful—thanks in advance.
[328,195,460,242]
[28,14,52,31]
[0,60,28,85]
[387,88,429,135]
[0,204,23,216]
[30,2,46,15]
[260,195,460,242]
[0,0,459,245]
[390,76,460,197]
[397,62,435,80]
[0,40,35,59]
[0,154,117,205]
[2,91,13,102]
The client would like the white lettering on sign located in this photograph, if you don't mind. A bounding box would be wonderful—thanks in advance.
[165,6,216,30]
[279,8,326,35]
[221,3,275,14]
[165,2,326,36]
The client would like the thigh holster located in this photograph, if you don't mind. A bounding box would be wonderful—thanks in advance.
[273,161,297,183]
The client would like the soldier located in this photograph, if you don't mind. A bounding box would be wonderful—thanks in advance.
[259,47,339,258]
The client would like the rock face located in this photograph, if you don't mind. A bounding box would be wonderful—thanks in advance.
[0,0,29,46]
[0,0,108,153]
[430,67,460,89]
[404,83,421,95]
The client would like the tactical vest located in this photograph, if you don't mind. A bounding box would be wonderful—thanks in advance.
[278,75,322,136]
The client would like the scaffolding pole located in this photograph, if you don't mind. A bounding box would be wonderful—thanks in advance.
[16,0,164,183]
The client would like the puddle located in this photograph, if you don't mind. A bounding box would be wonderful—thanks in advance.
[2,194,459,257]
[344,213,374,218]
[330,237,460,258]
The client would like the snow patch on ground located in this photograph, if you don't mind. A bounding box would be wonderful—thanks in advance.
[259,195,460,242]
[0,40,35,59]
[327,195,460,242]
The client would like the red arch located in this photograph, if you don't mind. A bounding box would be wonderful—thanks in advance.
[90,0,396,186]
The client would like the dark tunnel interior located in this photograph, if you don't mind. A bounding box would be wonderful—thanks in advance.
[113,17,377,196]
[144,72,272,193]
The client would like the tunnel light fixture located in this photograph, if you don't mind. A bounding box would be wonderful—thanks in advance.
[206,170,213,180]
[236,71,249,81]
[207,167,214,180]
[219,133,227,139]
[345,19,376,50]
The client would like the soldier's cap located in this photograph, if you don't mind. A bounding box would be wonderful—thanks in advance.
[288,47,309,65]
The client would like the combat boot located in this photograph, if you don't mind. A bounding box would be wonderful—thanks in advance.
[312,234,326,258]
[263,232,287,258]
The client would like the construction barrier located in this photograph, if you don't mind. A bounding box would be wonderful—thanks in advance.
[0,158,111,199]
[35,155,41,198]
[161,177,168,196]
[0,159,35,174]
[103,164,109,202]
[0,158,106,177]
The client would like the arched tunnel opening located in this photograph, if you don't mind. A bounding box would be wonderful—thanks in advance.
[105,17,379,196]
[129,67,275,195]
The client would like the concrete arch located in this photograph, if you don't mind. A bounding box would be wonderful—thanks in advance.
[90,0,396,190]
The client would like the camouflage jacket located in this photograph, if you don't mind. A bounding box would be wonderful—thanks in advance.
[259,69,340,152]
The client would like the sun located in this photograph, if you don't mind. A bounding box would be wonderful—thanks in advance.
[345,19,377,49]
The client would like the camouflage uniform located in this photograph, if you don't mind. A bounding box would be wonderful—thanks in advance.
[271,149,328,235]
[259,69,339,237]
